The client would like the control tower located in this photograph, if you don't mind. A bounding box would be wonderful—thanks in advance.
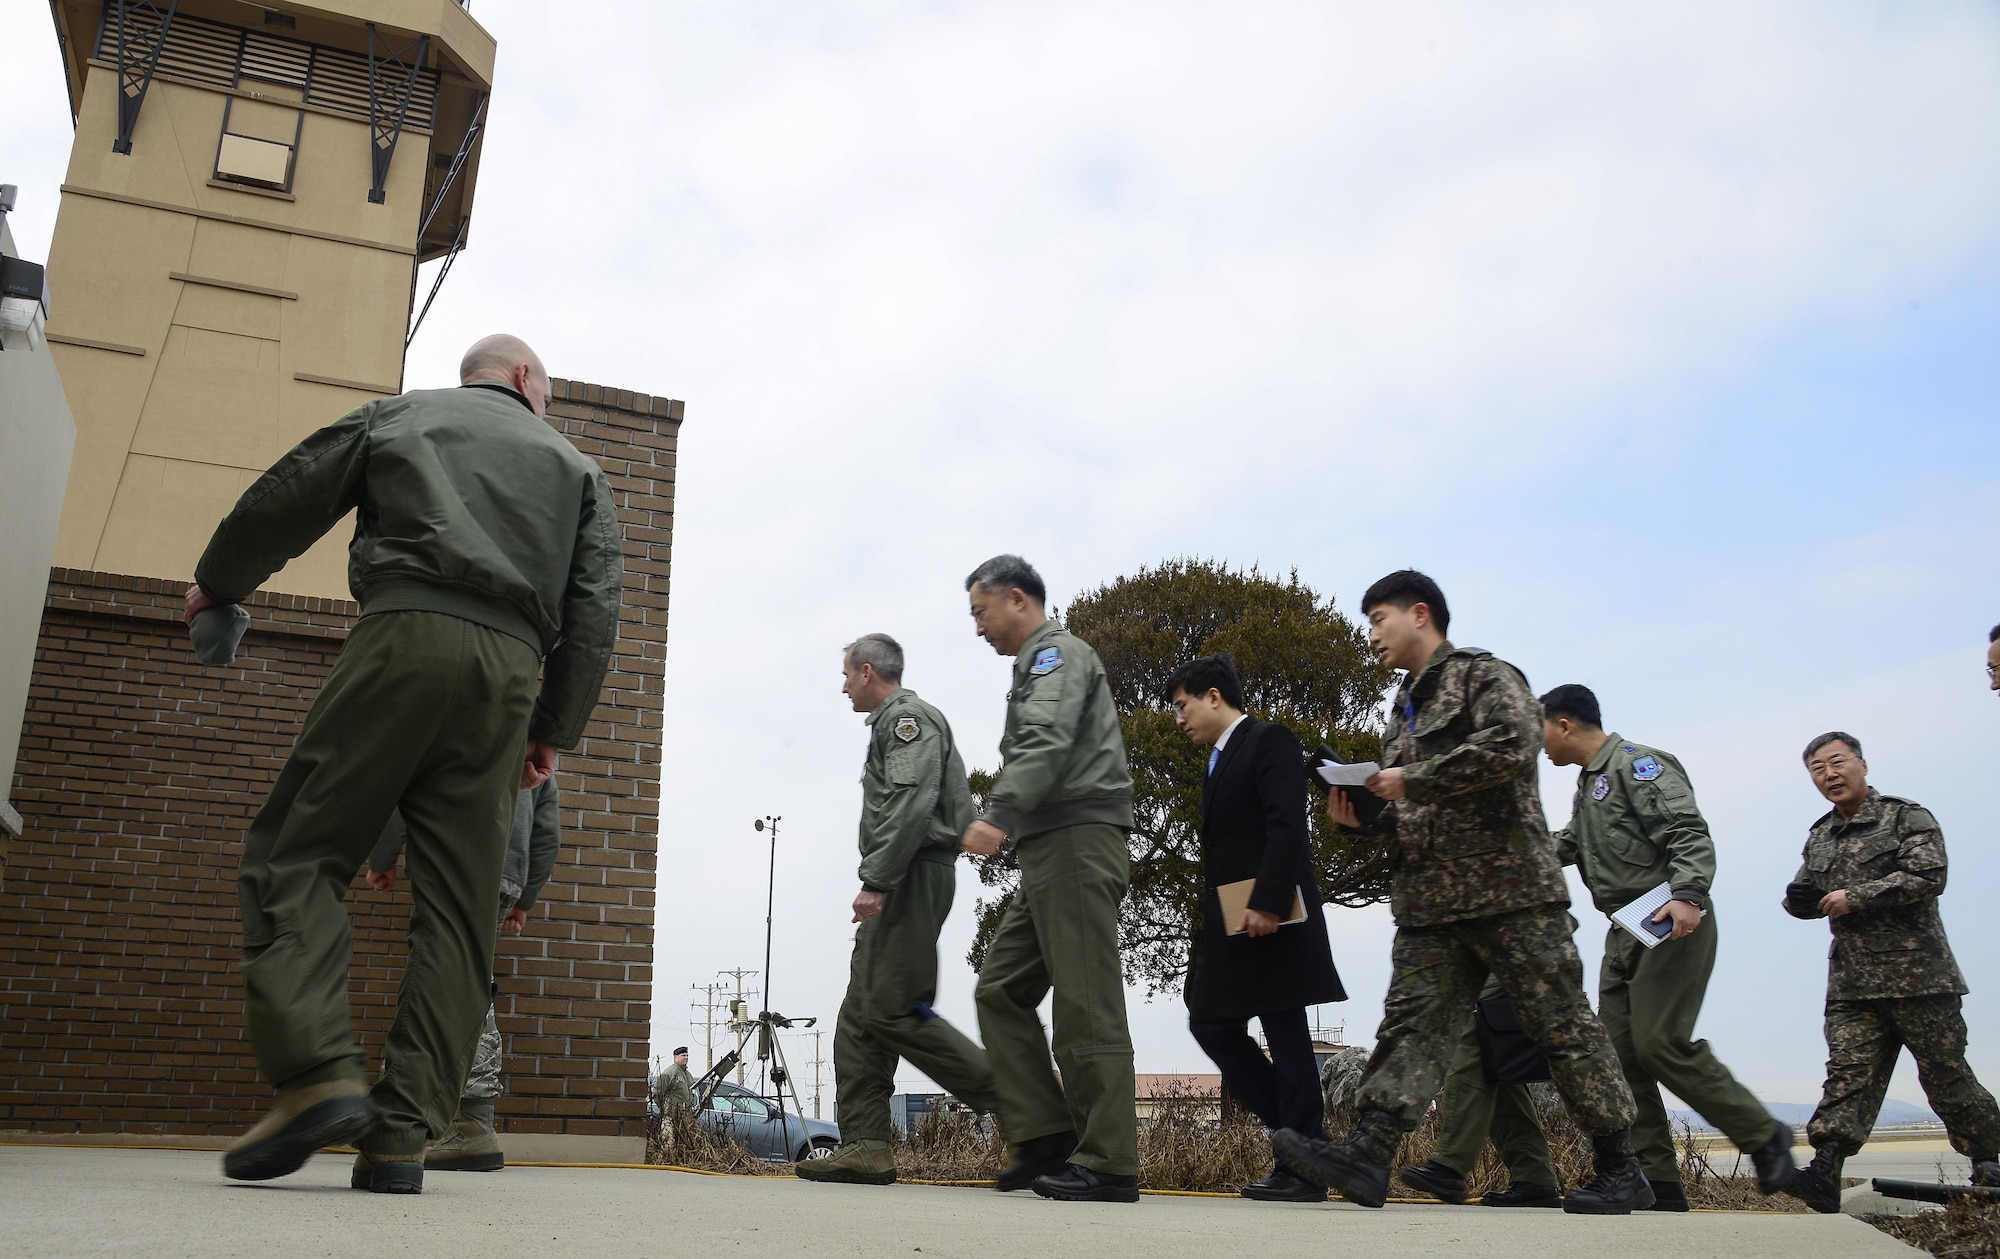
[42,0,494,597]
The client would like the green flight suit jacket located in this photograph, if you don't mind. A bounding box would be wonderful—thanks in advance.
[857,688,974,891]
[1553,734,1715,915]
[193,383,624,749]
[985,621,1134,843]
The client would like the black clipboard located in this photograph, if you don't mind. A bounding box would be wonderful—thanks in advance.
[1305,743,1389,827]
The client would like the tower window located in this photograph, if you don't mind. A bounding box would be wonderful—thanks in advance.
[213,97,304,192]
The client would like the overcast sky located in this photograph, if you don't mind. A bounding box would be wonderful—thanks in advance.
[6,1,1998,1119]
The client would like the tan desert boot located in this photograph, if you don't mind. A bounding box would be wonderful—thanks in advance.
[351,1149,424,1194]
[426,1097,505,1172]
[795,1139,897,1185]
[222,1078,374,1182]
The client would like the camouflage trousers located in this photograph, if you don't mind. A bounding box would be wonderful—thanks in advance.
[1356,904,1635,1141]
[1809,995,2000,1158]
[461,887,520,1101]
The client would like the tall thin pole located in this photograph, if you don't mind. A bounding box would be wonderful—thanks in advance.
[761,816,778,1020]
[810,1030,826,1118]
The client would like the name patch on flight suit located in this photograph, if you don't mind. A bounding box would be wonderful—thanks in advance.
[1631,755,1662,781]
[892,715,921,743]
[1030,645,1063,675]
[1591,773,1611,801]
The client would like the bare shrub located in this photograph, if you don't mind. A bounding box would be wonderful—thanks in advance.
[1135,1082,1274,1193]
[894,1106,1005,1182]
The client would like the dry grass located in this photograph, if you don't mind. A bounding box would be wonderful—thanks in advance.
[645,1055,1803,1208]
[645,1105,785,1175]
[892,1106,1005,1182]
[1867,1197,2000,1259]
[1134,1084,1276,1193]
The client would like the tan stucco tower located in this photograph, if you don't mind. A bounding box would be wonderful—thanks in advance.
[43,0,494,597]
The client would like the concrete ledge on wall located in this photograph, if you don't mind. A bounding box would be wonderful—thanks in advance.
[502,1133,647,1164]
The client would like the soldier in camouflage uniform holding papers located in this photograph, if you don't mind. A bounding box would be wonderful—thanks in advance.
[1273,571,1649,1214]
[799,633,1002,1187]
[1785,732,2000,1210]
[962,555,1141,1204]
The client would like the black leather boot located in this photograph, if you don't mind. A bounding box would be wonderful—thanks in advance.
[1562,1130,1654,1215]
[1481,1181,1562,1207]
[1031,1163,1140,1203]
[995,1131,1078,1192]
[1748,1121,1799,1196]
[1786,1141,1851,1214]
[1240,1165,1327,1202]
[1397,1159,1468,1205]
[1270,1110,1400,1209]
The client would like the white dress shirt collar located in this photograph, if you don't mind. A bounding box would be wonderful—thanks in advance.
[1213,713,1250,756]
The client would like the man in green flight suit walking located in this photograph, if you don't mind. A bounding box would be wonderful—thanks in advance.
[1398,684,1798,1211]
[799,633,1003,1186]
[191,334,623,1194]
[962,555,1140,1204]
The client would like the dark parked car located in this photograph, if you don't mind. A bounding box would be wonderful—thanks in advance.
[700,1081,839,1162]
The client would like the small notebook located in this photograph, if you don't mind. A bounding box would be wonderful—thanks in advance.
[1609,881,1701,949]
[1215,878,1308,935]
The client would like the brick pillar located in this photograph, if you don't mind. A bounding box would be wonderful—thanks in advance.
[0,380,680,1161]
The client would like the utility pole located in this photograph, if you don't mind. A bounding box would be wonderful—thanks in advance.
[718,967,758,1083]
[808,1030,827,1118]
[689,982,722,1071]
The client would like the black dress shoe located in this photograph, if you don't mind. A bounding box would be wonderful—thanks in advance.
[1641,1180,1689,1212]
[1271,1128,1392,1209]
[1031,1163,1140,1203]
[995,1131,1079,1192]
[1241,1167,1327,1202]
[1398,1159,1468,1205]
[1480,1181,1562,1208]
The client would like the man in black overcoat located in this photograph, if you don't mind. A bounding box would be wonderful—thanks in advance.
[1166,655,1347,1203]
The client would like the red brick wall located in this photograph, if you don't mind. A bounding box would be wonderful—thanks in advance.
[0,380,679,1140]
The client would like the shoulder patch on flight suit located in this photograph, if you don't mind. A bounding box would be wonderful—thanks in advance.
[1591,773,1611,801]
[1620,743,1637,754]
[1631,755,1662,781]
[1029,645,1063,675]
[892,715,921,743]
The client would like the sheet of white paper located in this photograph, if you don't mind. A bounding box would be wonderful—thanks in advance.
[1316,760,1380,787]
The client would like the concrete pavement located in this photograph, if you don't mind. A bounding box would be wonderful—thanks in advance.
[0,1145,1924,1257]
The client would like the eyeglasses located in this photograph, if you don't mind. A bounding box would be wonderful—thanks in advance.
[1807,755,1855,777]
[1988,663,1998,681]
